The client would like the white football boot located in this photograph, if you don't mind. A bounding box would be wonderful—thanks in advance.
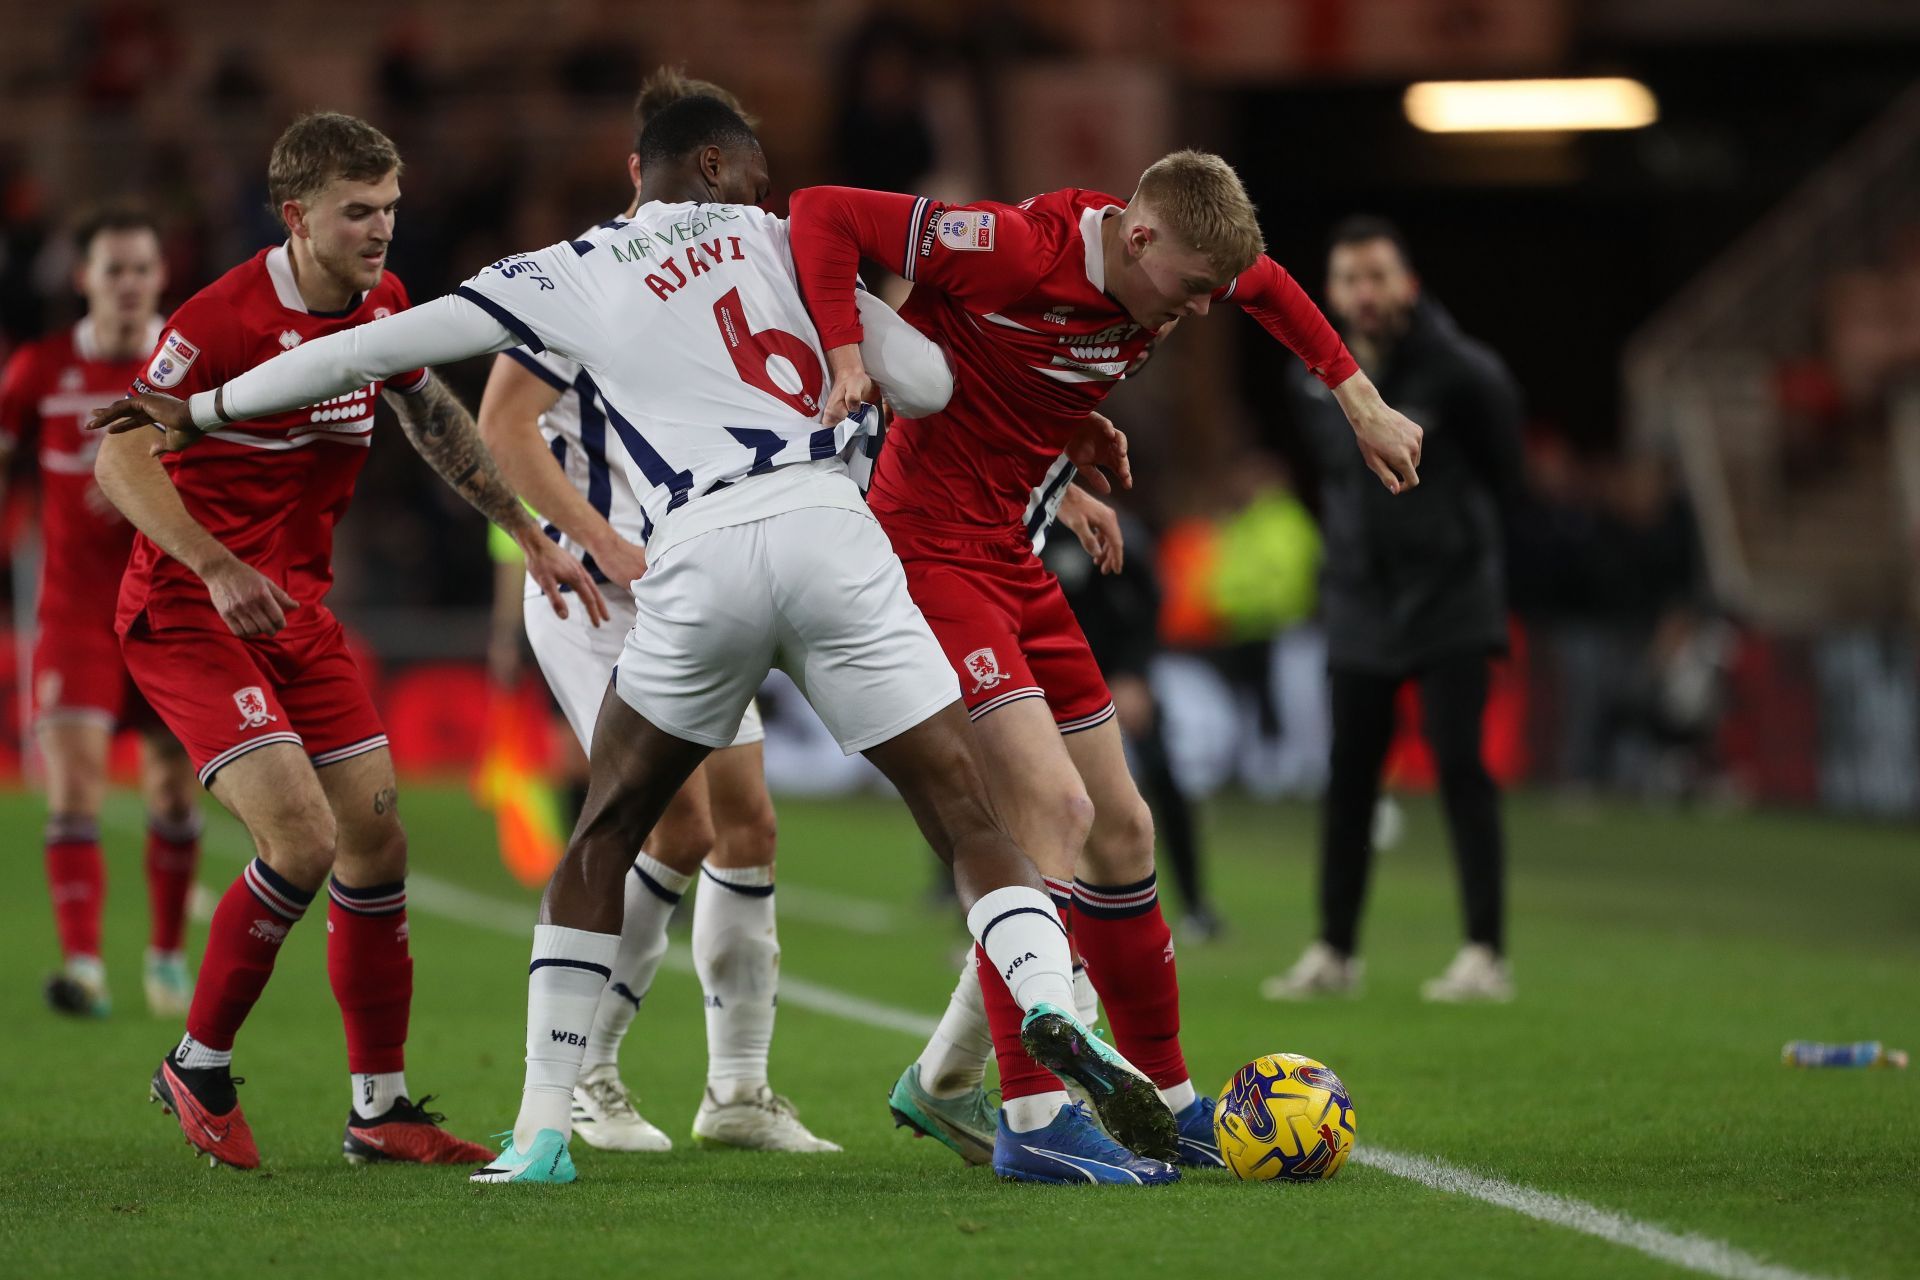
[1259,941,1364,1001]
[570,1065,672,1152]
[692,1085,841,1153]
[1420,944,1515,1003]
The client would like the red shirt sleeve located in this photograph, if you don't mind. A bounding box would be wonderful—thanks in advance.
[0,344,40,455]
[133,292,239,399]
[788,186,1048,347]
[1221,255,1358,389]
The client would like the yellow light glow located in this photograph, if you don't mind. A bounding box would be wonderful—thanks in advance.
[1404,78,1658,134]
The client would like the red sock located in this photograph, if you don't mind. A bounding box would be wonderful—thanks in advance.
[1072,873,1188,1089]
[45,816,105,961]
[145,815,202,955]
[979,884,1075,1101]
[326,879,412,1075]
[186,858,313,1051]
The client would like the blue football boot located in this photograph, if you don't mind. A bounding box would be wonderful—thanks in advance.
[1172,1094,1227,1168]
[993,1101,1180,1185]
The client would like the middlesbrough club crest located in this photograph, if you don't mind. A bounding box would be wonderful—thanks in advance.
[232,686,276,730]
[963,647,1008,694]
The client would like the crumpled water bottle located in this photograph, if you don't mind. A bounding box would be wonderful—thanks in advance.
[1781,1041,1909,1068]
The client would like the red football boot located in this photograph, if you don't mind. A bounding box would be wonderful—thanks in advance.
[150,1055,261,1170]
[342,1095,495,1165]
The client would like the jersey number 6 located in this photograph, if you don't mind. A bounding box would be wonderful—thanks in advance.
[712,288,822,417]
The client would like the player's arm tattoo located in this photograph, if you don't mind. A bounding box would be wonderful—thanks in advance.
[385,378,534,532]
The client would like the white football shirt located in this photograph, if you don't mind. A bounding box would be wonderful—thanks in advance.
[457,202,876,556]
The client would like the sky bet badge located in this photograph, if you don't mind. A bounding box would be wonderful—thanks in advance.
[938,210,995,252]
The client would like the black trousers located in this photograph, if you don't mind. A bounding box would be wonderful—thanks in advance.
[1319,653,1505,956]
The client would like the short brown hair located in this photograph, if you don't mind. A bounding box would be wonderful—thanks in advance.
[633,67,757,152]
[1132,150,1266,278]
[267,112,402,212]
[72,203,161,256]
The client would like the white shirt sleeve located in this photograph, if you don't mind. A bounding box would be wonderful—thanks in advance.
[187,294,516,429]
[855,291,953,419]
[452,243,602,366]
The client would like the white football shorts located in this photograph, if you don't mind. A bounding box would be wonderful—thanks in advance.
[524,580,764,755]
[612,505,959,753]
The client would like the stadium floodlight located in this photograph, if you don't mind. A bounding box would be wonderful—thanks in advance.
[1403,78,1658,133]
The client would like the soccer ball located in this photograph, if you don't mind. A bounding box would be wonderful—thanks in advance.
[1213,1053,1356,1182]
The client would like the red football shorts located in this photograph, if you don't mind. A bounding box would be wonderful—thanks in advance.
[32,618,160,731]
[121,602,387,788]
[885,522,1114,732]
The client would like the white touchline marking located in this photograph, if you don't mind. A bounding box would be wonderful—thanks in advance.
[1348,1149,1835,1280]
[154,807,1836,1280]
[768,883,900,936]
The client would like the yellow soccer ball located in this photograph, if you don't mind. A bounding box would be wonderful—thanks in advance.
[1213,1053,1357,1182]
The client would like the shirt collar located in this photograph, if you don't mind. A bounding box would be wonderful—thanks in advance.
[1080,204,1116,294]
[74,315,163,361]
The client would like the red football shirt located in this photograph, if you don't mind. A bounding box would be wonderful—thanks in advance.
[0,317,161,633]
[119,244,428,632]
[788,186,1358,539]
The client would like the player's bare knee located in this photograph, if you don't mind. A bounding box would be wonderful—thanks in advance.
[337,817,408,885]
[1054,786,1097,852]
[712,803,777,868]
[646,811,716,876]
[252,805,339,889]
[1083,795,1155,883]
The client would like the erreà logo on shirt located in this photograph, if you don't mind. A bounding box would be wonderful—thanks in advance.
[938,211,995,252]
[145,330,200,390]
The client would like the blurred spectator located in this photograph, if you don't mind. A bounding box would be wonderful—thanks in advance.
[1263,215,1524,1006]
[68,1,178,113]
[206,46,271,113]
[831,14,937,194]
[552,0,645,105]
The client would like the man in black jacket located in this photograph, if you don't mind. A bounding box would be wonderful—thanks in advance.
[1262,216,1524,1003]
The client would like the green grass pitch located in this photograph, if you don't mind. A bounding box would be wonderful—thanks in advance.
[1,784,1915,1279]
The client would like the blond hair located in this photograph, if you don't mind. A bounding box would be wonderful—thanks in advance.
[633,66,758,139]
[1131,150,1265,278]
[267,112,401,212]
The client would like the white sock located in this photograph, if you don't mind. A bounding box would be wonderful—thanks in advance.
[694,862,778,1104]
[515,924,618,1149]
[915,949,993,1098]
[1160,1079,1196,1113]
[1073,963,1100,1027]
[965,885,1074,1013]
[1003,1091,1072,1133]
[582,852,688,1072]
[352,1071,410,1119]
[173,1032,230,1071]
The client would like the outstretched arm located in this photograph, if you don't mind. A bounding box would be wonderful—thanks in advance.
[1228,256,1424,493]
[89,294,608,624]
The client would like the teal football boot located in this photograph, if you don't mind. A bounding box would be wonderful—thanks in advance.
[1019,1002,1178,1163]
[887,1063,996,1166]
[469,1129,577,1184]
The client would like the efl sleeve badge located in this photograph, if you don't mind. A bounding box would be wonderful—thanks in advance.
[937,211,996,252]
[144,330,201,390]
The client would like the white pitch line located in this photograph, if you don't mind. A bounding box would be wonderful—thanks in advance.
[1349,1149,1834,1280]
[145,808,1836,1280]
